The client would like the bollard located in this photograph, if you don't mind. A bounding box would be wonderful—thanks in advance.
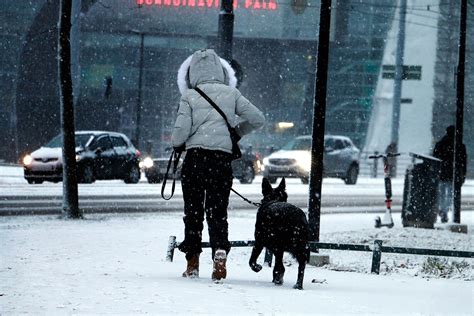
[166,236,177,262]
[371,239,383,274]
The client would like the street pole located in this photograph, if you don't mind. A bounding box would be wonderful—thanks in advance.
[453,0,467,224]
[58,0,80,218]
[308,0,331,242]
[390,0,406,153]
[300,54,317,136]
[71,0,82,106]
[217,0,234,62]
[135,33,145,149]
[10,96,19,163]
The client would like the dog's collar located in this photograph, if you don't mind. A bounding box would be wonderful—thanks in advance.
[258,200,279,210]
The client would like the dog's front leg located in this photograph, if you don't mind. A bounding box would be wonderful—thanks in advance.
[249,244,263,272]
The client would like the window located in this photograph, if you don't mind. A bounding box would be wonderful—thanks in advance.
[91,136,113,150]
[45,134,93,148]
[324,138,335,150]
[282,138,311,151]
[334,139,344,150]
[111,136,128,148]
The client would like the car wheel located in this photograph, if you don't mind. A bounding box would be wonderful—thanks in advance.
[124,164,141,184]
[147,176,161,184]
[344,164,359,185]
[300,177,309,184]
[267,177,277,184]
[79,165,95,184]
[239,164,254,184]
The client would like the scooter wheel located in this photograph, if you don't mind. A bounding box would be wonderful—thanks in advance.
[374,216,382,228]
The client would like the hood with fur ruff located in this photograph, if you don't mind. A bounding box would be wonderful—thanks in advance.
[177,49,237,95]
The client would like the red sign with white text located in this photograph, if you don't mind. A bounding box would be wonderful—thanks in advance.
[137,0,277,10]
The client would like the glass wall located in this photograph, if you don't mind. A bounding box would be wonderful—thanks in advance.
[1,0,472,177]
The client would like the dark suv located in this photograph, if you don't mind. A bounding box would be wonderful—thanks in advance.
[262,135,360,184]
[142,146,261,184]
[23,131,141,184]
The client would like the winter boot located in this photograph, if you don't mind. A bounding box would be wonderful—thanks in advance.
[182,254,199,278]
[212,249,227,281]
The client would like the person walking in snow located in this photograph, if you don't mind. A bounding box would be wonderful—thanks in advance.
[172,49,265,281]
[385,142,398,178]
[432,125,467,223]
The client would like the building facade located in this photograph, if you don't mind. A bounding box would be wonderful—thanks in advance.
[1,0,408,163]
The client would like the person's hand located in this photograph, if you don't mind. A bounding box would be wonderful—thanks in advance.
[173,144,186,154]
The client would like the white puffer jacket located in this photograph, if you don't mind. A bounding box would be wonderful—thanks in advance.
[172,49,265,154]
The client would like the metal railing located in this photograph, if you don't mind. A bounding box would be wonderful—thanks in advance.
[166,236,473,275]
[359,151,414,178]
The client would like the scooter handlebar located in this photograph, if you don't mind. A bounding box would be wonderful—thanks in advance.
[368,153,401,159]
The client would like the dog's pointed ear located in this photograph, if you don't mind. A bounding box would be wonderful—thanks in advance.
[262,177,273,196]
[277,177,286,191]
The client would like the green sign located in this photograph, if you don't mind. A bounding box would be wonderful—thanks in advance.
[382,65,422,80]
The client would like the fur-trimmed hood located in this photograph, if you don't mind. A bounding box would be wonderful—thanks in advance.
[177,49,237,95]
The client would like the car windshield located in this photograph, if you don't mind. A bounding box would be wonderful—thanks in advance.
[44,134,93,148]
[281,138,312,151]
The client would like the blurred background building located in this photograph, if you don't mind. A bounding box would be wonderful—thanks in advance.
[0,0,472,176]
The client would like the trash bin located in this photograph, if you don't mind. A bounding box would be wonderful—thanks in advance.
[401,153,441,228]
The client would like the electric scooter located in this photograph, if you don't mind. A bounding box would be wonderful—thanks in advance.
[369,152,400,228]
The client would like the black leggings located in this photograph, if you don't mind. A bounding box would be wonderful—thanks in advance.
[178,148,233,259]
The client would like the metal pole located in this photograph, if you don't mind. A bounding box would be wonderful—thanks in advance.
[217,0,234,62]
[300,54,317,136]
[135,33,145,149]
[10,97,19,163]
[453,0,467,224]
[308,0,332,242]
[58,0,80,218]
[71,0,82,106]
[391,0,406,147]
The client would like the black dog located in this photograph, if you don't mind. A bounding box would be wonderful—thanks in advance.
[249,177,310,290]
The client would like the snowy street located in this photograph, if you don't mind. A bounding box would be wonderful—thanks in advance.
[1,165,474,216]
[1,207,472,314]
[1,166,473,314]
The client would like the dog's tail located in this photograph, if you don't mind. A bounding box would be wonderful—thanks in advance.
[305,244,311,263]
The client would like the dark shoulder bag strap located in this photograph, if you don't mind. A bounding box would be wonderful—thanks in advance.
[194,87,233,131]
[161,150,182,200]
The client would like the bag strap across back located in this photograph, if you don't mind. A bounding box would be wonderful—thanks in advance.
[194,87,233,131]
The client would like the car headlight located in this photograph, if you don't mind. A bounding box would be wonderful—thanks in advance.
[142,157,154,169]
[297,154,312,172]
[23,154,33,166]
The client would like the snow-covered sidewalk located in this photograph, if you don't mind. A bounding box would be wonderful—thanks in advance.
[1,211,472,315]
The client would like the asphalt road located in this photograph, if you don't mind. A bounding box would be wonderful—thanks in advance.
[1,176,473,216]
[0,193,405,216]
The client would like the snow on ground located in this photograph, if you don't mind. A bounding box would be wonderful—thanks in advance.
[1,166,473,314]
[1,209,472,315]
